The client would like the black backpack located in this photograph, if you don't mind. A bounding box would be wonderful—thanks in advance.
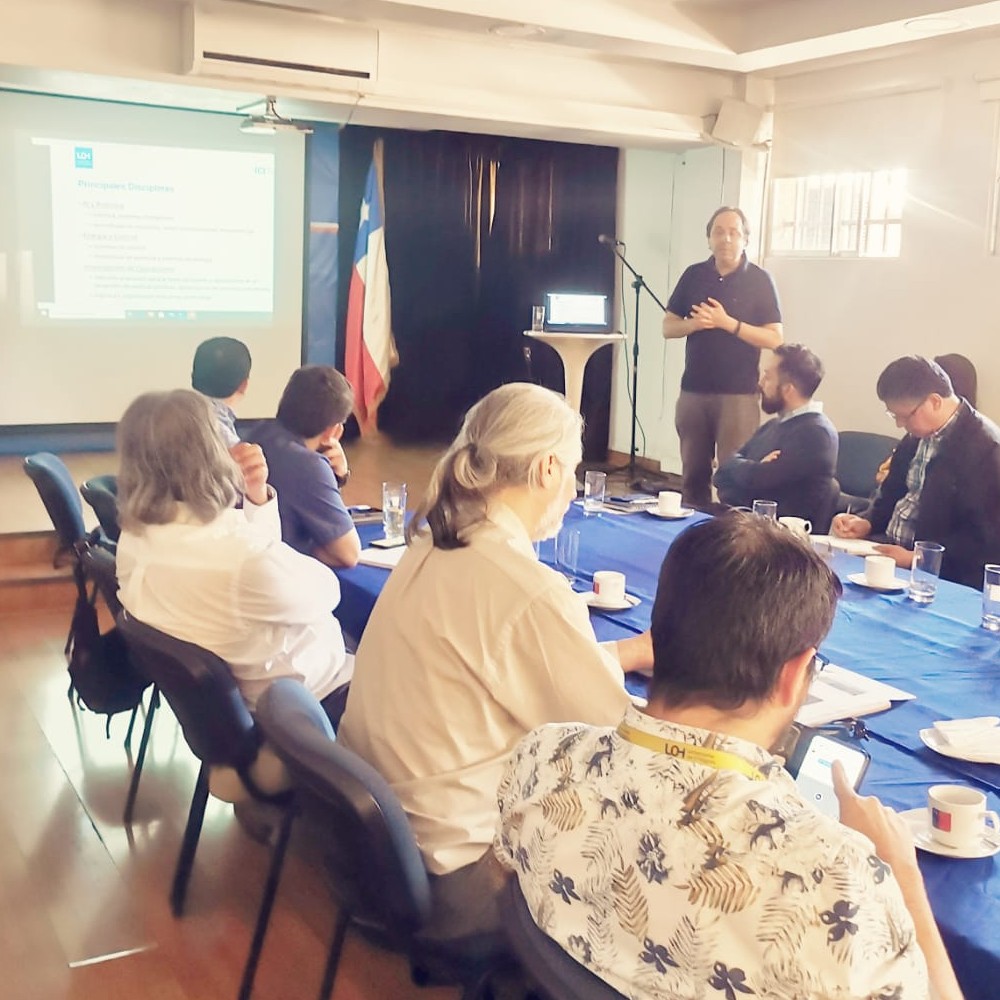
[68,541,150,737]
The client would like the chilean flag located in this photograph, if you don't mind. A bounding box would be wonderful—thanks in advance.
[345,139,397,434]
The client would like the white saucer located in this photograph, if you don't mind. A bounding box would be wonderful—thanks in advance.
[580,591,641,612]
[846,572,907,593]
[646,508,695,521]
[900,807,1000,859]
[919,727,1000,766]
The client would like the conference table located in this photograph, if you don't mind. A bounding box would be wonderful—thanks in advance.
[337,504,1000,1000]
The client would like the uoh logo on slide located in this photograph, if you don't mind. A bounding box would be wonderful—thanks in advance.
[74,146,94,169]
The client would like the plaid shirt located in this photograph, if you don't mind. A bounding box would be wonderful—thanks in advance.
[885,408,960,547]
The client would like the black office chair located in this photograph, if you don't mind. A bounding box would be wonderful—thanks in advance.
[117,613,291,916]
[811,477,841,535]
[501,878,626,999]
[834,431,899,514]
[77,541,152,749]
[80,473,120,544]
[23,452,90,652]
[935,353,978,408]
[242,678,502,1000]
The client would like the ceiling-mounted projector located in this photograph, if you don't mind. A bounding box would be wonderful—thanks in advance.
[239,96,313,135]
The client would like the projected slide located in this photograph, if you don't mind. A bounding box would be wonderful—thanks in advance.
[34,139,275,320]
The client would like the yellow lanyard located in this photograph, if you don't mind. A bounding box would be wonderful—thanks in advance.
[616,721,767,782]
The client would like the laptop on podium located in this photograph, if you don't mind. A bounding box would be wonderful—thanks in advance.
[543,292,610,333]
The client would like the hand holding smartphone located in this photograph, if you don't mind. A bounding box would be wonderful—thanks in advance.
[786,729,870,819]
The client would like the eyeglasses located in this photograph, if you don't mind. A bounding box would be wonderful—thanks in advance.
[885,397,927,424]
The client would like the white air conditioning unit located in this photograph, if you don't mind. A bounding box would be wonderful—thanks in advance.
[182,2,378,93]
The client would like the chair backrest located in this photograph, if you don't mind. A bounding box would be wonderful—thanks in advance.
[79,541,123,618]
[118,612,258,770]
[935,353,978,409]
[80,474,120,543]
[255,678,432,940]
[811,477,840,535]
[835,431,898,500]
[501,879,627,1000]
[23,452,87,554]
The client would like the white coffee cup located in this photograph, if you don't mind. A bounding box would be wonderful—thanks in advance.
[779,516,812,539]
[864,554,897,588]
[592,571,626,606]
[658,490,683,516]
[928,784,1000,850]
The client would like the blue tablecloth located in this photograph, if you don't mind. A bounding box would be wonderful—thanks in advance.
[334,506,1000,998]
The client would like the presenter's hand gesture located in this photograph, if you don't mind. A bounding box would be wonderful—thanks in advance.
[231,442,270,507]
[690,297,732,331]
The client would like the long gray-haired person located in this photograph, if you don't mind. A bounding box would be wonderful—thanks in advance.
[116,389,353,725]
[338,383,652,941]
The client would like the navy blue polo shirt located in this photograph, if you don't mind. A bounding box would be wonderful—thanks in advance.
[251,419,354,557]
[667,254,781,394]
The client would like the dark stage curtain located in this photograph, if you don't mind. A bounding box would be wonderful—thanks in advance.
[337,127,617,457]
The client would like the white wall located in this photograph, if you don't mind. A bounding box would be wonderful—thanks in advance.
[766,34,1000,431]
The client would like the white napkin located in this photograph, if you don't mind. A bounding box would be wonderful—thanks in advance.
[933,717,1000,754]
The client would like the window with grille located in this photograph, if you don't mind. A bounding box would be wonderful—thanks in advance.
[768,169,907,258]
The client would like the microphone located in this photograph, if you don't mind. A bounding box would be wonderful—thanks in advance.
[598,234,623,246]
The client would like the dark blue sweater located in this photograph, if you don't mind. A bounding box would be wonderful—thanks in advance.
[714,410,839,528]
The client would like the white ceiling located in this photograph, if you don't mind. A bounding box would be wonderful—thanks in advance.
[237,0,1000,72]
[5,0,1000,147]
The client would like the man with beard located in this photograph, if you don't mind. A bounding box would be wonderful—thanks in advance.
[714,343,838,527]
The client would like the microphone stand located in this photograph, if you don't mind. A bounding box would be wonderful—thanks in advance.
[602,240,668,488]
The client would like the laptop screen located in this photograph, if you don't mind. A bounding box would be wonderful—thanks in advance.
[544,292,609,331]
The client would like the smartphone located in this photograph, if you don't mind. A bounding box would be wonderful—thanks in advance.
[369,536,406,549]
[786,732,870,818]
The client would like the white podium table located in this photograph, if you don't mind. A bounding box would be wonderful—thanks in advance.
[523,330,624,415]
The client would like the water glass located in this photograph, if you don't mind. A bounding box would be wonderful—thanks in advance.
[752,499,778,519]
[982,564,1000,631]
[583,470,606,515]
[556,527,580,581]
[381,481,407,543]
[531,304,545,331]
[909,540,945,604]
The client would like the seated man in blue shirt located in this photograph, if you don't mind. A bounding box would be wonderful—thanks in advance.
[253,366,361,569]
[714,344,839,528]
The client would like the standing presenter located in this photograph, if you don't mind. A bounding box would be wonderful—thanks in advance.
[663,207,783,507]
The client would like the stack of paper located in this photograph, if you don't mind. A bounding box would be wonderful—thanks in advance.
[811,535,881,557]
[796,661,914,727]
[358,545,407,569]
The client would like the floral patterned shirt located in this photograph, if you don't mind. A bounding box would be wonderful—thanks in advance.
[495,705,929,1000]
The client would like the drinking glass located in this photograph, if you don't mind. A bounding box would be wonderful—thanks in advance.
[909,540,945,604]
[982,564,1000,631]
[531,305,545,330]
[752,499,778,519]
[583,470,606,515]
[556,527,580,581]
[381,481,407,543]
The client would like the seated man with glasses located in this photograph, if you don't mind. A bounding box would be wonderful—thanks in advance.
[832,355,1000,587]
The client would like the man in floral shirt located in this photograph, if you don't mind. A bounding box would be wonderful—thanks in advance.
[496,513,962,1000]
